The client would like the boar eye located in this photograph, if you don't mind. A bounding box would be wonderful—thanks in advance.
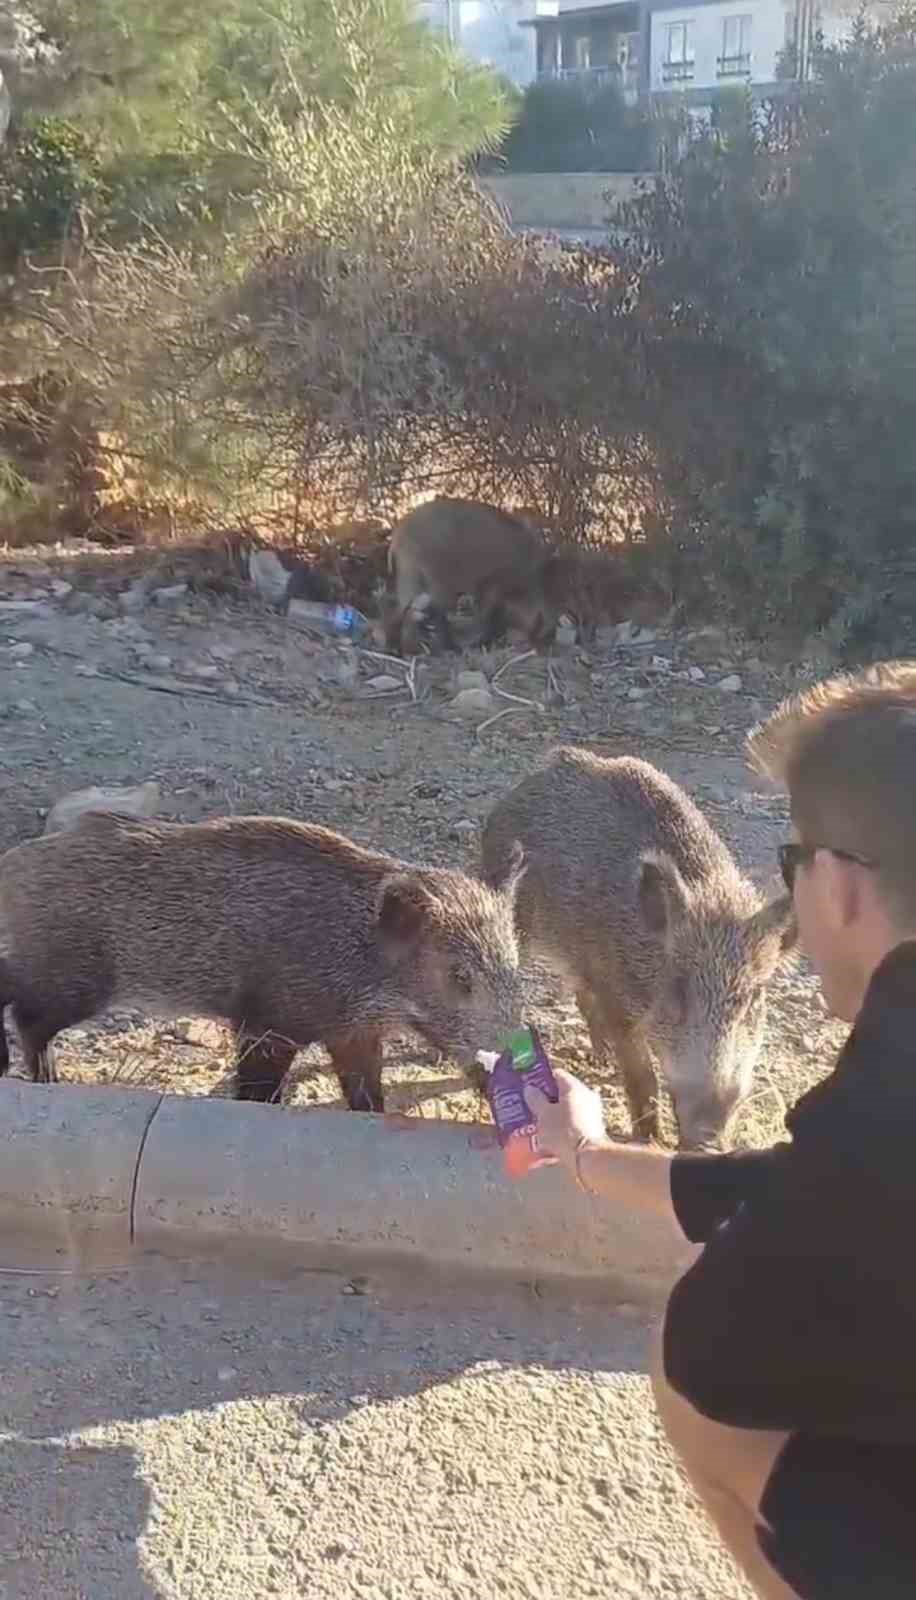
[452,966,474,996]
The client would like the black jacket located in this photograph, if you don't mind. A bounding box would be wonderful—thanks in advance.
[664,940,916,1442]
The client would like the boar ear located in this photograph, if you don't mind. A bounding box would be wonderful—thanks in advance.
[377,874,436,947]
[746,893,798,962]
[489,839,526,902]
[637,850,690,939]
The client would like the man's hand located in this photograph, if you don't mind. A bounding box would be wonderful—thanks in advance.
[526,1067,609,1177]
[527,1065,680,1225]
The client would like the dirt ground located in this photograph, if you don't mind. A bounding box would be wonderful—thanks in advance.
[0,541,848,1598]
[0,540,843,1143]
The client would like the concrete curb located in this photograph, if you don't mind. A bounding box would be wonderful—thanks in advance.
[0,1082,688,1303]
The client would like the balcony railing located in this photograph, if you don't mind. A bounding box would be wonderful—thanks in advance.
[537,64,623,84]
[716,51,751,75]
[661,59,694,82]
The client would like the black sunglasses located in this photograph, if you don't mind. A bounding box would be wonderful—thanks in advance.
[779,841,876,893]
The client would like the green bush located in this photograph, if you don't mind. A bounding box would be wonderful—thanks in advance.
[492,76,651,173]
[0,118,104,268]
[616,9,916,654]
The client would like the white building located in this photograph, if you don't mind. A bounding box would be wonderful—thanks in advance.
[420,0,890,100]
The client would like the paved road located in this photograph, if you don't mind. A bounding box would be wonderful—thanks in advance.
[0,1252,749,1598]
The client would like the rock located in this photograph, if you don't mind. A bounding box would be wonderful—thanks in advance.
[649,655,670,673]
[247,547,290,607]
[151,583,189,607]
[450,687,496,720]
[687,665,706,683]
[74,663,100,677]
[718,674,743,694]
[174,1018,225,1048]
[118,581,149,615]
[332,646,359,690]
[184,662,222,681]
[50,579,73,600]
[44,780,161,835]
[453,818,477,837]
[456,669,489,693]
[365,674,401,692]
[144,654,173,673]
[8,642,33,659]
[627,686,648,701]
[0,599,52,618]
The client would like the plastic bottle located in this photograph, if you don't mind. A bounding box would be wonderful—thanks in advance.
[287,599,371,641]
[481,1025,560,1180]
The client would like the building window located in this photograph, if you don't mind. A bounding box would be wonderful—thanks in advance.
[718,14,752,74]
[662,19,694,81]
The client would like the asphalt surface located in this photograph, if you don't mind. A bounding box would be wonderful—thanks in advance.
[0,1249,750,1599]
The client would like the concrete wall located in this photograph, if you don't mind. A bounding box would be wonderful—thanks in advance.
[478,171,647,229]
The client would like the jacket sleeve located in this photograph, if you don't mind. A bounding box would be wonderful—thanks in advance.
[662,1131,905,1437]
[669,1146,787,1243]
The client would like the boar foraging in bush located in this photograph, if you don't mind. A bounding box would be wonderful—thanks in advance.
[481,748,796,1148]
[0,813,525,1110]
[385,497,569,655]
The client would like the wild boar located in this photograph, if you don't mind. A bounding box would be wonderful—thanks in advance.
[385,498,564,655]
[0,812,525,1111]
[481,747,796,1148]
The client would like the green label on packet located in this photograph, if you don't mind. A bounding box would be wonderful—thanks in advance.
[500,1026,538,1072]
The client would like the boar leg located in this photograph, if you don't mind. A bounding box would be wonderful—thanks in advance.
[577,988,660,1142]
[612,1026,661,1142]
[428,606,458,654]
[235,1026,298,1103]
[326,1027,385,1113]
[13,1006,60,1084]
[474,601,509,649]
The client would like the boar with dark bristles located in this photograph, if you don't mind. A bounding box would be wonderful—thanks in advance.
[0,812,525,1110]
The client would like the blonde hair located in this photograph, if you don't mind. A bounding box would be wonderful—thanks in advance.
[747,661,916,917]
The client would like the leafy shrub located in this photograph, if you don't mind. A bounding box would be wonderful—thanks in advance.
[0,117,103,268]
[615,9,916,653]
[491,76,651,173]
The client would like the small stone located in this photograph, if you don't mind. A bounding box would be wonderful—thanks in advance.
[44,780,161,835]
[332,647,359,690]
[50,579,73,600]
[627,685,648,700]
[365,674,401,692]
[687,665,706,682]
[718,674,743,693]
[118,581,149,614]
[450,687,496,719]
[74,663,100,677]
[144,654,173,673]
[174,1018,225,1048]
[649,654,670,673]
[247,547,290,607]
[222,680,240,697]
[9,642,33,659]
[216,1366,237,1383]
[151,583,189,607]
[184,662,222,681]
[453,818,477,836]
[456,669,489,692]
[0,599,51,617]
